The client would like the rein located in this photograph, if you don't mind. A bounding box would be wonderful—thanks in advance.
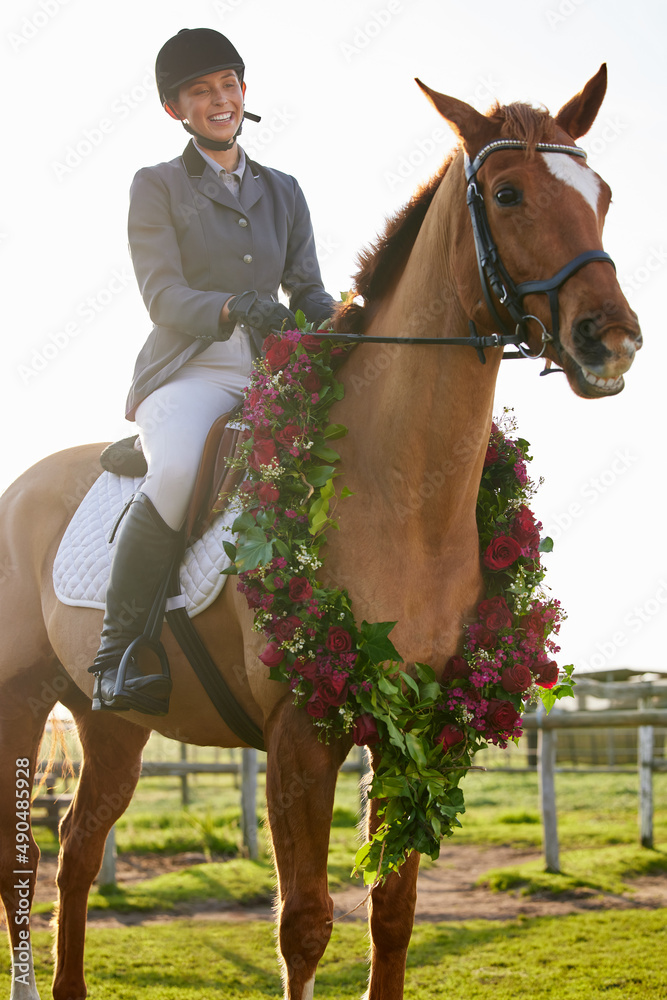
[314,138,616,368]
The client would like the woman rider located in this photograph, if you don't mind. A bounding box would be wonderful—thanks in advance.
[90,27,334,715]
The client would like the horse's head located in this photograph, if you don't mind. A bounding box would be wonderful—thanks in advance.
[417,66,641,398]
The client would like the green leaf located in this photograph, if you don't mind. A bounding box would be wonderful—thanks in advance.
[404,732,427,768]
[232,510,257,534]
[414,662,436,684]
[306,465,336,488]
[359,621,403,664]
[222,540,237,561]
[235,527,275,572]
[323,423,348,440]
[294,309,307,330]
[310,443,340,462]
[340,486,355,499]
[399,671,420,697]
[539,536,554,553]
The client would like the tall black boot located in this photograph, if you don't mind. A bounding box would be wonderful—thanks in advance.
[89,492,182,715]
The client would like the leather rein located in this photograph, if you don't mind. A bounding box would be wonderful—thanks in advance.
[314,138,616,368]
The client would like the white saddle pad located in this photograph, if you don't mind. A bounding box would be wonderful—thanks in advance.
[53,472,234,618]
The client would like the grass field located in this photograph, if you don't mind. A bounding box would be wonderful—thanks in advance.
[22,911,667,998]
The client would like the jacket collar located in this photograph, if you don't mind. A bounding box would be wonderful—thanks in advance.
[181,139,263,211]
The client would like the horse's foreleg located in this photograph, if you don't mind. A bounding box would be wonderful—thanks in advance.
[365,796,420,1000]
[52,697,150,1000]
[265,698,351,1000]
[0,665,65,1000]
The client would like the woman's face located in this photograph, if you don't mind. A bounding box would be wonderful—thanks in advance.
[172,69,245,143]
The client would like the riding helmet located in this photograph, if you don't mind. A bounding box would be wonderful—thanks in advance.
[155,28,245,104]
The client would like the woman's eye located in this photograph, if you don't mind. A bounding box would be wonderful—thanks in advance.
[495,186,522,206]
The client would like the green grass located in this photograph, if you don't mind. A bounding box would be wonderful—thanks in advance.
[18,910,667,998]
[479,843,667,896]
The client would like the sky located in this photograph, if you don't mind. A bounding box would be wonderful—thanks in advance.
[1,0,665,677]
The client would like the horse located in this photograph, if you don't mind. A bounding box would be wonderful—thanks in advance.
[0,64,641,1000]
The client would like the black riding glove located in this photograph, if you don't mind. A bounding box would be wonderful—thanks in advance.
[226,290,297,337]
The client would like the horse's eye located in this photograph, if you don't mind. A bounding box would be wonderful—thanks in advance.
[495,186,522,206]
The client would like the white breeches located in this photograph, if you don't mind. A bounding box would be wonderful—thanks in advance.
[134,327,253,530]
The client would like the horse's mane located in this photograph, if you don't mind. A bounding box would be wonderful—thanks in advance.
[333,102,560,334]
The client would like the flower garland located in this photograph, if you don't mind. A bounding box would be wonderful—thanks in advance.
[224,319,574,885]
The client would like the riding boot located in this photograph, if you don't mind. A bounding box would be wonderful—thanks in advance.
[89,491,182,715]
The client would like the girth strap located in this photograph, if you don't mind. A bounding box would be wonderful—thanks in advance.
[165,566,266,751]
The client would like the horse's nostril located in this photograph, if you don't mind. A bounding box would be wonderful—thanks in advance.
[576,318,598,341]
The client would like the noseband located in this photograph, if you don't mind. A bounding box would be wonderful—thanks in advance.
[315,137,616,364]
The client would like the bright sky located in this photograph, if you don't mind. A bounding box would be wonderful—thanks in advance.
[2,0,665,676]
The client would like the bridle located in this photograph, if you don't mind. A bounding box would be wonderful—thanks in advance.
[314,138,616,366]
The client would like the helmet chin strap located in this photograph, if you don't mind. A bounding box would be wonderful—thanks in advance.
[181,117,243,151]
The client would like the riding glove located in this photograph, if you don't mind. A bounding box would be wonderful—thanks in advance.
[226,290,297,336]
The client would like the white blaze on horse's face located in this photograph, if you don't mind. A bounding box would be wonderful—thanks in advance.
[541,151,601,216]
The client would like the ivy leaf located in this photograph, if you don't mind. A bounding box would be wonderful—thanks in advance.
[235,527,275,572]
[232,510,257,534]
[340,486,355,499]
[359,621,403,664]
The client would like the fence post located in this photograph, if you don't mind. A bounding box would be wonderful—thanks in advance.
[97,825,116,886]
[638,698,654,849]
[241,748,258,860]
[537,704,560,873]
[180,742,189,807]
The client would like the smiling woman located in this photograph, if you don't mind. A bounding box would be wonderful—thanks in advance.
[85,26,336,716]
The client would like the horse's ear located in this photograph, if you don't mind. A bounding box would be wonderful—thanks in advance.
[554,64,607,139]
[415,79,491,152]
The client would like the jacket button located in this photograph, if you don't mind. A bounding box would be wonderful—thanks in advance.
[243,254,253,264]
[238,218,248,227]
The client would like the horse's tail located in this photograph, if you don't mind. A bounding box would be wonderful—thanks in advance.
[35,711,75,795]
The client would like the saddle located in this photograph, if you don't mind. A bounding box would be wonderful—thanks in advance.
[99,411,247,543]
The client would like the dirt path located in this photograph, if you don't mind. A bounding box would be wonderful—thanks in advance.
[26,845,667,930]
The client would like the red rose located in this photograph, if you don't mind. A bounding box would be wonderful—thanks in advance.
[512,505,541,557]
[299,333,323,352]
[352,714,380,746]
[520,610,545,639]
[272,615,301,642]
[478,595,513,632]
[472,626,497,651]
[275,423,301,448]
[294,658,318,681]
[533,658,559,689]
[305,691,328,718]
[258,642,284,668]
[256,482,280,504]
[486,699,522,733]
[249,437,278,470]
[315,673,348,707]
[501,663,532,694]
[288,576,313,602]
[265,339,296,372]
[302,371,322,393]
[484,444,499,467]
[483,535,522,571]
[326,626,353,654]
[436,724,465,751]
[262,333,279,352]
[442,656,471,684]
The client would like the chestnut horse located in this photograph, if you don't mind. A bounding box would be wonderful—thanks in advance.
[0,66,641,1000]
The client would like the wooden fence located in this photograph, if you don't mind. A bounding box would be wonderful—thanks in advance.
[36,677,666,885]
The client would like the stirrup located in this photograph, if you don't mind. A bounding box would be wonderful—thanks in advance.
[92,637,172,716]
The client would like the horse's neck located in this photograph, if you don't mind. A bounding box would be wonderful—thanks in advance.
[340,163,502,537]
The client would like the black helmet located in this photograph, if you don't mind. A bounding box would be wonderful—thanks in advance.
[156,28,245,104]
